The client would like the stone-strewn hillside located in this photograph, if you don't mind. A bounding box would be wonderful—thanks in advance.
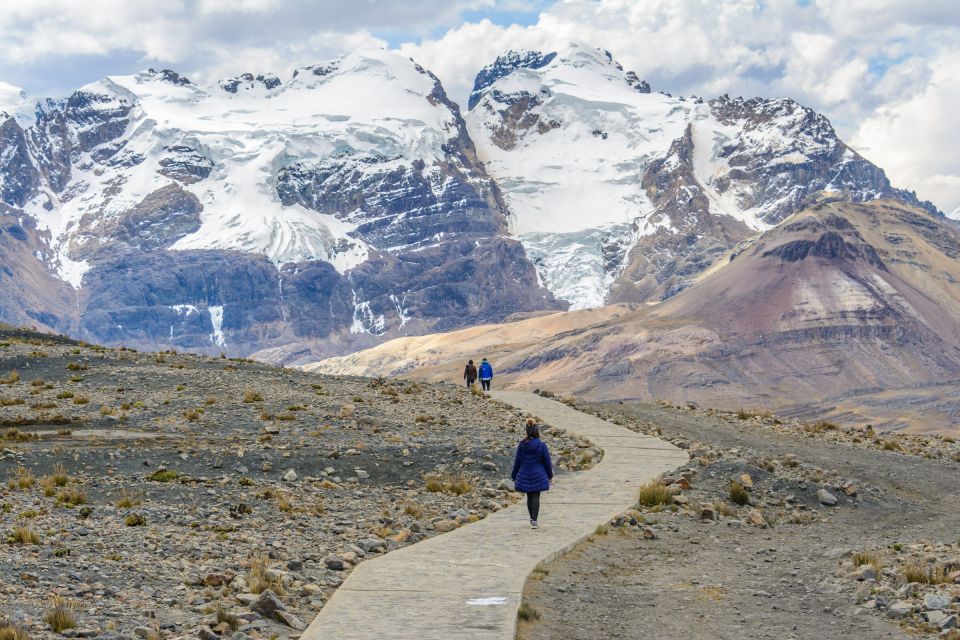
[308,199,960,432]
[0,325,599,639]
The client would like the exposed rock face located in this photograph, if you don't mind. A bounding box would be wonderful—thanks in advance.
[466,43,942,309]
[312,200,960,425]
[73,184,203,258]
[0,207,74,332]
[0,50,557,359]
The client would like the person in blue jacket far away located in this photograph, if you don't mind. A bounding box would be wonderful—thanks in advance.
[478,357,493,392]
[511,418,553,529]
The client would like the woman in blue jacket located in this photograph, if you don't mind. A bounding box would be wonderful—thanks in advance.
[511,419,553,529]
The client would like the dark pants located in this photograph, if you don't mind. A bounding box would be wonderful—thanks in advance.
[466,378,475,389]
[526,491,541,521]
[481,379,491,391]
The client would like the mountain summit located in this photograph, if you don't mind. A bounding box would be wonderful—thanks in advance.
[0,48,557,357]
[0,43,943,362]
[467,42,939,309]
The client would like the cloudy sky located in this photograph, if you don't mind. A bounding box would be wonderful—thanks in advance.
[1,0,957,216]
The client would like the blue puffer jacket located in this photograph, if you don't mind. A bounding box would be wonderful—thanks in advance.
[479,361,493,380]
[511,437,553,493]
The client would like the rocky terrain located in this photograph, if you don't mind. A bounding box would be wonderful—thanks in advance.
[518,396,960,639]
[0,49,558,359]
[466,43,939,309]
[0,325,599,640]
[309,199,960,432]
[1,42,943,363]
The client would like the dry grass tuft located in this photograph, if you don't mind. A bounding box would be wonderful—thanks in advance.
[0,370,20,385]
[242,389,263,403]
[124,513,146,527]
[8,466,34,490]
[517,602,540,621]
[637,480,673,507]
[729,481,750,506]
[8,525,40,545]
[57,488,87,506]
[0,620,31,640]
[853,550,882,571]
[43,597,77,633]
[403,501,423,518]
[247,556,285,595]
[115,490,142,508]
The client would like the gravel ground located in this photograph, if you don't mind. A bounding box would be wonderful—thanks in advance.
[519,399,960,640]
[0,327,600,640]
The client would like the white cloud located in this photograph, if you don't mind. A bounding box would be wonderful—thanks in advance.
[0,81,26,114]
[0,0,956,213]
[852,51,960,217]
[402,0,960,214]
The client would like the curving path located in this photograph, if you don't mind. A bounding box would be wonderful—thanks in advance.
[301,390,688,640]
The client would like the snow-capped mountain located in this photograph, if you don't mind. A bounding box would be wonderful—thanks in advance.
[0,49,557,357]
[467,42,939,309]
[0,42,944,361]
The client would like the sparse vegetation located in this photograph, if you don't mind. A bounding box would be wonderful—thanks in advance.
[147,469,179,483]
[0,620,31,640]
[43,597,77,633]
[0,370,20,385]
[124,513,147,526]
[8,466,34,490]
[57,488,87,507]
[242,389,263,403]
[115,490,142,508]
[518,602,541,621]
[424,473,473,495]
[246,556,285,595]
[403,501,423,518]
[637,480,673,507]
[728,481,750,506]
[8,525,40,545]
[852,550,882,571]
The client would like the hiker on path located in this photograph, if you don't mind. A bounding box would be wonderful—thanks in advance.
[478,357,493,392]
[511,419,553,529]
[463,360,477,389]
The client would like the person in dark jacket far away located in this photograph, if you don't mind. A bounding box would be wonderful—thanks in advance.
[511,419,553,529]
[478,357,493,391]
[463,360,477,389]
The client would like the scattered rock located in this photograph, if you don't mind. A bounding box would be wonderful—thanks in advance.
[817,488,838,506]
[249,589,286,618]
[433,519,459,533]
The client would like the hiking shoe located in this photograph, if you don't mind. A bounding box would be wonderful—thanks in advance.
[530,520,538,529]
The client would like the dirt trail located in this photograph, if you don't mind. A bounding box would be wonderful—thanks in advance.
[519,401,960,640]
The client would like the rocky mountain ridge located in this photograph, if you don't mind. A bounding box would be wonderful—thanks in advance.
[308,199,960,431]
[0,43,943,362]
[466,42,939,308]
[0,49,558,358]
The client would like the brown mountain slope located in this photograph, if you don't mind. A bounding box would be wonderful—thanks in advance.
[307,199,960,430]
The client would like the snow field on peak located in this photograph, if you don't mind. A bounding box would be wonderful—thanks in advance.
[22,48,462,287]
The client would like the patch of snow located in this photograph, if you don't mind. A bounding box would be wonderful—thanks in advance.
[389,293,410,330]
[350,290,385,335]
[18,48,464,282]
[208,305,226,347]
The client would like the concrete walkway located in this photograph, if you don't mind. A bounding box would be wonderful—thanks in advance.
[301,391,688,640]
